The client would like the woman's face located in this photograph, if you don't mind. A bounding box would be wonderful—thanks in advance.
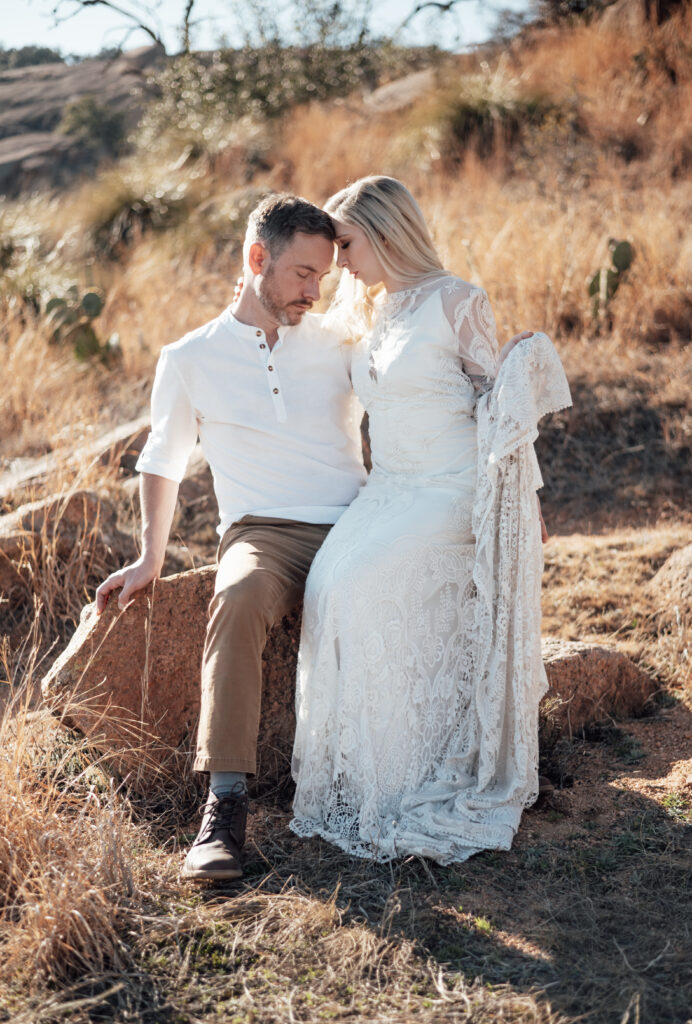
[332,218,387,288]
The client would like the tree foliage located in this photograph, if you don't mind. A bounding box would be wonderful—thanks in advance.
[58,95,126,156]
[137,41,439,154]
[0,45,65,69]
[531,0,606,21]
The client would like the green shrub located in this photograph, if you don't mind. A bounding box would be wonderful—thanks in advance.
[137,43,438,156]
[76,173,191,259]
[418,64,559,163]
[0,45,64,69]
[58,96,126,159]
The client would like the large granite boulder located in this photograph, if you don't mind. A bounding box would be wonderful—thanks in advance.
[41,566,301,793]
[41,563,657,795]
[541,638,656,737]
[648,543,692,619]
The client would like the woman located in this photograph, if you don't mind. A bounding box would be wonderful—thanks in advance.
[290,176,571,864]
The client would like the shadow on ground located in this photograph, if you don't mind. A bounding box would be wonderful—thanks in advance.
[537,374,691,534]
[111,701,691,1024]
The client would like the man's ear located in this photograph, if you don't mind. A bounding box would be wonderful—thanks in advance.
[248,241,269,276]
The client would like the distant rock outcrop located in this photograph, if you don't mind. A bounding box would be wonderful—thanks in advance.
[41,566,302,793]
[363,69,435,114]
[0,44,164,194]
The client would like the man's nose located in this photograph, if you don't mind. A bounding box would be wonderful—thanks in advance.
[304,277,321,301]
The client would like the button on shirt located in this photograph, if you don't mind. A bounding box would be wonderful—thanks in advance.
[135,308,366,536]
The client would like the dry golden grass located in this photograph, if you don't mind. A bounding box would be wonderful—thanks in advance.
[3,517,690,1021]
[1,14,689,468]
[0,307,126,465]
[0,659,133,995]
[2,504,95,645]
[514,7,692,178]
[0,9,690,1023]
[543,524,692,694]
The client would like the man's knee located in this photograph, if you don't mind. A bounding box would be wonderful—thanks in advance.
[210,571,279,629]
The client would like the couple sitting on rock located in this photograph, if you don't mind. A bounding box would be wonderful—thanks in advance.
[97,179,570,880]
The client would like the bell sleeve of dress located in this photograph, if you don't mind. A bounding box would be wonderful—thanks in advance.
[135,346,199,483]
[444,285,501,397]
[469,333,572,799]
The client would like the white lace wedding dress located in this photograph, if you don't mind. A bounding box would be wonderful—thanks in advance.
[290,276,572,864]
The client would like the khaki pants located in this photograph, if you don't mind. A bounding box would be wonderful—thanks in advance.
[193,516,332,775]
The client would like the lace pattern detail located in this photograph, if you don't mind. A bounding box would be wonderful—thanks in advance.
[450,287,500,396]
[290,288,572,863]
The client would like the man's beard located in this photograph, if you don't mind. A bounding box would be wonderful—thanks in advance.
[257,267,308,326]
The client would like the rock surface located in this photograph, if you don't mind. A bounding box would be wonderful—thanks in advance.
[41,566,301,792]
[120,442,220,573]
[363,69,435,113]
[0,414,150,500]
[648,543,692,617]
[0,490,124,606]
[174,444,218,541]
[0,44,164,194]
[541,638,656,737]
[41,564,657,793]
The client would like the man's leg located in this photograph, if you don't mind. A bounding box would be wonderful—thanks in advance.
[183,516,330,881]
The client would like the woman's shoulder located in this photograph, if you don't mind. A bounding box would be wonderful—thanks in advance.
[438,275,485,300]
[437,276,487,327]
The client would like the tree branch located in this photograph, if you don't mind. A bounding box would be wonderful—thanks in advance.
[396,0,473,33]
[181,0,195,53]
[51,0,163,46]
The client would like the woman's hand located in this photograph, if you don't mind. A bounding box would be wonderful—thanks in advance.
[499,330,533,366]
[537,495,548,543]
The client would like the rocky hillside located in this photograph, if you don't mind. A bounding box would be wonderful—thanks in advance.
[0,6,690,1022]
[0,43,164,194]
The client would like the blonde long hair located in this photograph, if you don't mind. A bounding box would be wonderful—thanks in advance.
[323,176,449,338]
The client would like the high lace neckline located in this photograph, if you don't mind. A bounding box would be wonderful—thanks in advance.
[380,274,452,308]
[385,284,423,299]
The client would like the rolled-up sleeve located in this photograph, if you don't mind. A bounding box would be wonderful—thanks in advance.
[135,347,198,482]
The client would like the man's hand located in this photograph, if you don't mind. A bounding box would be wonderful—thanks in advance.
[499,330,534,366]
[96,556,161,615]
[95,472,180,615]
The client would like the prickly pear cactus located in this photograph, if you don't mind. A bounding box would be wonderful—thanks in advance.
[589,239,635,320]
[610,240,633,273]
[43,287,108,360]
[80,291,104,319]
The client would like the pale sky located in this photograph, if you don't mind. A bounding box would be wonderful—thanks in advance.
[3,0,531,56]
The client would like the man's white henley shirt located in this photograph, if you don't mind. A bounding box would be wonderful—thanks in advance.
[135,307,366,536]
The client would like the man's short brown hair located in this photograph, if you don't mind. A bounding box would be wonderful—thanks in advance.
[246,192,335,258]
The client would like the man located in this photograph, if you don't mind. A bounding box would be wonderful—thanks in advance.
[96,193,367,881]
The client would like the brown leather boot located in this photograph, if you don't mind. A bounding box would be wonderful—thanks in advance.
[182,784,249,881]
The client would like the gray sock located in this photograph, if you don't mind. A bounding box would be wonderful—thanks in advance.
[209,770,247,799]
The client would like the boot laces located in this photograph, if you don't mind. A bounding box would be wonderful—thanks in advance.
[199,784,248,843]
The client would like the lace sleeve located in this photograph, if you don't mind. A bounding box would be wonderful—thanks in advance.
[443,284,500,396]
